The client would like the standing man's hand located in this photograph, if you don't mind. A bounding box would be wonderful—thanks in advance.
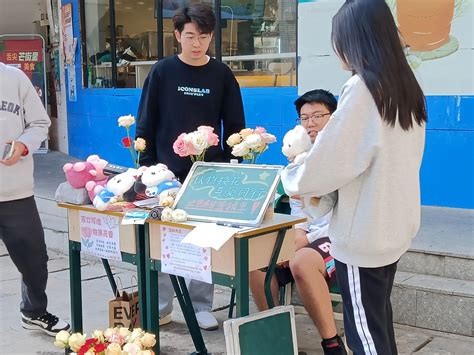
[0,141,27,166]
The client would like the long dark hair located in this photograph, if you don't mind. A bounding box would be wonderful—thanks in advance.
[332,0,427,130]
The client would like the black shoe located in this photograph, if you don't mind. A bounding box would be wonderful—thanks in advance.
[21,311,70,336]
[321,335,347,355]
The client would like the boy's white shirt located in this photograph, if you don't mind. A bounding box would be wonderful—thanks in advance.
[0,62,51,201]
[282,75,425,268]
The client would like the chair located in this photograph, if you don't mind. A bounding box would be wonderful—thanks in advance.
[268,62,294,86]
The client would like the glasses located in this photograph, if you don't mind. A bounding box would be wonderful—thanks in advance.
[182,34,211,44]
[296,112,331,124]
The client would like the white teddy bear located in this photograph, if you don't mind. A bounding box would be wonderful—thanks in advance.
[93,171,136,211]
[282,125,312,165]
[282,125,337,219]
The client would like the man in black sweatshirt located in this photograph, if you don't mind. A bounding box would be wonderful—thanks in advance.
[135,3,245,330]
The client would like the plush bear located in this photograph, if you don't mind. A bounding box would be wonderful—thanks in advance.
[85,179,107,202]
[282,125,312,165]
[139,164,176,198]
[93,171,136,211]
[63,155,109,189]
[282,125,336,219]
[86,154,108,181]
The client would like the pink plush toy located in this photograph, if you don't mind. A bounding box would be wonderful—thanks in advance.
[85,179,107,201]
[86,154,108,181]
[63,161,96,189]
[63,155,109,189]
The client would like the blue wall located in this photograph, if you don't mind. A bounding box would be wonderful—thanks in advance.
[65,0,473,209]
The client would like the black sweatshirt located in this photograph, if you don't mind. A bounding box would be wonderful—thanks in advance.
[136,55,245,181]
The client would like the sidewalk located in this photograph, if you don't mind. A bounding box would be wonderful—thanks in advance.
[1,242,474,354]
[0,150,472,354]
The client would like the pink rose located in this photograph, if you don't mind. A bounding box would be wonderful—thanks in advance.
[254,126,267,134]
[198,125,219,146]
[173,133,190,157]
[261,133,277,144]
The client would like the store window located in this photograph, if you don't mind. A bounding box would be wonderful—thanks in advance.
[81,0,295,89]
[221,0,296,87]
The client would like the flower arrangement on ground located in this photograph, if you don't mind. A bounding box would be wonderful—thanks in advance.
[118,115,146,168]
[226,127,277,164]
[54,327,156,355]
[172,125,219,162]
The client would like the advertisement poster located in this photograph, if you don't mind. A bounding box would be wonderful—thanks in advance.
[61,3,75,64]
[0,39,46,106]
[161,225,212,284]
[79,211,122,261]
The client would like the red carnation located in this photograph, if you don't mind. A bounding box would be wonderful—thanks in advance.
[122,136,132,148]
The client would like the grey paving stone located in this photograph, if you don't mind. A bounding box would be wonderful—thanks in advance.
[445,255,474,281]
[392,286,417,326]
[399,251,445,277]
[415,290,474,336]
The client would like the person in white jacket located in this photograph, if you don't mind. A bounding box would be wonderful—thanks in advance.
[0,62,70,336]
[281,1,427,354]
[250,89,347,355]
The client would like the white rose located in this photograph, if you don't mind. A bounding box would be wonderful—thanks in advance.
[231,142,250,157]
[244,133,262,149]
[54,330,70,348]
[137,351,154,355]
[118,327,131,339]
[141,333,157,348]
[68,333,87,352]
[106,342,122,355]
[172,209,188,222]
[161,207,173,221]
[226,133,242,147]
[117,114,136,128]
[92,329,105,342]
[128,328,144,343]
[134,138,146,152]
[104,327,116,340]
[123,342,141,354]
[159,195,175,207]
[190,131,208,154]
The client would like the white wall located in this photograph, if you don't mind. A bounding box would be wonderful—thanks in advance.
[0,0,44,35]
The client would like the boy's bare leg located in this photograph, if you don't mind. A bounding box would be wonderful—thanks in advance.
[249,270,280,311]
[290,248,337,339]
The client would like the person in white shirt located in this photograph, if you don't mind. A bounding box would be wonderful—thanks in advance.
[250,89,347,355]
[0,62,70,336]
[281,1,427,354]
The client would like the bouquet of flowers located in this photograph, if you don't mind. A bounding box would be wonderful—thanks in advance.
[226,127,277,164]
[172,126,219,162]
[118,114,146,168]
[54,327,156,355]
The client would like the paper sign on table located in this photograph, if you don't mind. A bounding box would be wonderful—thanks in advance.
[161,225,212,284]
[181,223,242,250]
[79,211,122,261]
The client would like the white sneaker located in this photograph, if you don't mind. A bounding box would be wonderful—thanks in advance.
[21,312,70,337]
[195,311,218,331]
[159,313,172,326]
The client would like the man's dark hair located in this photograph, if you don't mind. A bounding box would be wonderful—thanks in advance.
[173,3,216,34]
[294,89,337,116]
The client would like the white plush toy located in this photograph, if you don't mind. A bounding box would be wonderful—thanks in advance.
[93,171,136,211]
[141,164,175,197]
[282,125,337,219]
[282,125,312,165]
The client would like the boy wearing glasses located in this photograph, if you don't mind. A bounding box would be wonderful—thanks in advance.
[250,90,347,355]
[136,3,245,330]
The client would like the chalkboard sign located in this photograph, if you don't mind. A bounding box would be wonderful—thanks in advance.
[224,306,298,355]
[173,162,282,226]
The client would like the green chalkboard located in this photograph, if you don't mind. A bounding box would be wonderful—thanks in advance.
[223,306,297,355]
[173,162,282,226]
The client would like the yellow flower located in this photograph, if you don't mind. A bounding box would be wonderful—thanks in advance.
[254,141,268,154]
[141,333,157,348]
[118,327,131,339]
[137,351,154,355]
[54,330,70,348]
[68,332,87,352]
[92,329,105,342]
[226,133,242,147]
[239,128,253,138]
[117,114,136,128]
[134,137,146,152]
